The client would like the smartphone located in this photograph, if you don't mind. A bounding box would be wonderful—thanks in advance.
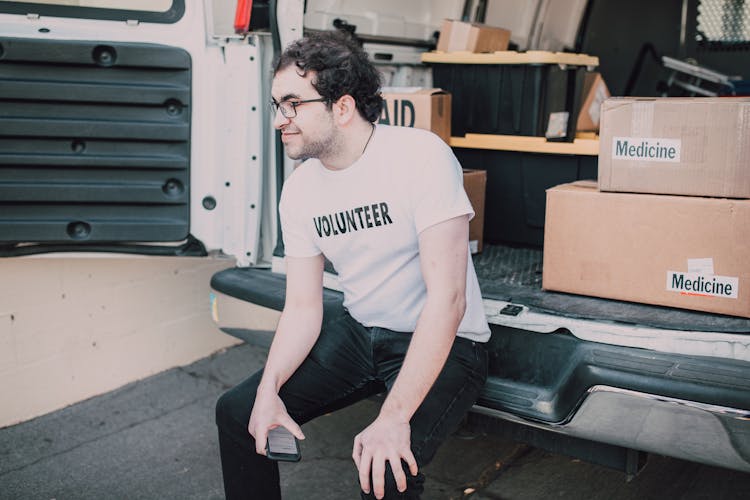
[266,426,301,462]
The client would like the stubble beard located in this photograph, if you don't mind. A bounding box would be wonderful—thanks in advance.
[288,134,338,162]
[285,119,342,162]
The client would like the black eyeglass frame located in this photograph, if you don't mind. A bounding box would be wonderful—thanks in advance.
[270,98,329,118]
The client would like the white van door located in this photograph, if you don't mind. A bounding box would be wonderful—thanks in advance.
[0,0,267,266]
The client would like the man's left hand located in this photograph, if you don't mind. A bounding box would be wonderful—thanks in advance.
[352,413,419,499]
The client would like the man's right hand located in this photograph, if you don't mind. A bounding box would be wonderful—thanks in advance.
[247,386,305,456]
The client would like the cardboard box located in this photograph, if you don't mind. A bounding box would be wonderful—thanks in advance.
[598,97,750,198]
[463,169,487,254]
[379,87,452,143]
[542,181,750,318]
[575,72,610,132]
[437,19,511,53]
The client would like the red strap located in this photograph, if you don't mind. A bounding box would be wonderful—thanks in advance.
[234,0,252,34]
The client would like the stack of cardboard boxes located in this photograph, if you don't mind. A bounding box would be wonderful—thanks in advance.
[542,97,750,318]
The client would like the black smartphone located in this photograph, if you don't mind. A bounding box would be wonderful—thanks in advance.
[266,426,301,462]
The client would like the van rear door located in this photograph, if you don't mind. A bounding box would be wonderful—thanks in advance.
[0,0,266,264]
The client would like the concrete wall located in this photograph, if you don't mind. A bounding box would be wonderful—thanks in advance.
[0,255,241,428]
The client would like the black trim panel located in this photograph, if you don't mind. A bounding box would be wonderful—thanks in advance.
[0,36,191,244]
[0,1,185,24]
[482,324,750,423]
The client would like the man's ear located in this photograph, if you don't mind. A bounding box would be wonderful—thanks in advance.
[332,94,357,125]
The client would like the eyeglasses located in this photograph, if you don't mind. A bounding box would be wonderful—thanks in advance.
[270,98,328,118]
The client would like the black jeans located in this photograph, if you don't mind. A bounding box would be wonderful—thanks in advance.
[215,312,488,499]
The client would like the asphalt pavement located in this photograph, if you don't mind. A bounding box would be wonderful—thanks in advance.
[2,340,749,500]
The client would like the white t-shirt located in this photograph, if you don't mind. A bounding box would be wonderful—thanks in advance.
[279,125,490,342]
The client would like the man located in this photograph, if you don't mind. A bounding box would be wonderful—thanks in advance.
[215,30,490,499]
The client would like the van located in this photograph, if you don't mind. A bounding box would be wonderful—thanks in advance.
[1,0,748,476]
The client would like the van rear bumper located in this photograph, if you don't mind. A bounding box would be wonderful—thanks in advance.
[210,267,750,473]
[474,385,750,473]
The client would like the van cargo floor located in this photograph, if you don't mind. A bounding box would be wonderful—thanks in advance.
[474,244,750,333]
[212,245,749,335]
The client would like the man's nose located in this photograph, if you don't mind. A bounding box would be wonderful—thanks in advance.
[272,108,290,129]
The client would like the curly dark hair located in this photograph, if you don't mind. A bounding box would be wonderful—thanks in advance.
[274,30,383,123]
